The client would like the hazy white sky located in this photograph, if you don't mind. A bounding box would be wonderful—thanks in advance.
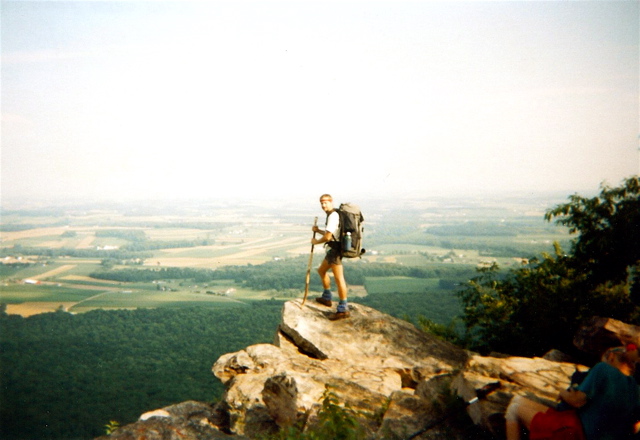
[1,1,638,204]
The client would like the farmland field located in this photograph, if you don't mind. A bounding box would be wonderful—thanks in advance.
[1,195,570,318]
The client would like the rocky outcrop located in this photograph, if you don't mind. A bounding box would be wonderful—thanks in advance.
[213,301,470,438]
[95,401,249,440]
[573,316,640,356]
[99,301,636,440]
[210,300,585,439]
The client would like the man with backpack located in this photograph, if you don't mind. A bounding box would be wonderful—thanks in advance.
[312,194,350,320]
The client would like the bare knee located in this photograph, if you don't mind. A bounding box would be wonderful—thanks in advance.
[317,261,328,276]
[506,395,548,429]
[505,395,525,423]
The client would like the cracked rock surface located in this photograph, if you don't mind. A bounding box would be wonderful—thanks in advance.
[100,301,639,439]
[209,300,584,439]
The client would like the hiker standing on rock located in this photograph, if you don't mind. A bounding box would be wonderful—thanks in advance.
[312,194,350,320]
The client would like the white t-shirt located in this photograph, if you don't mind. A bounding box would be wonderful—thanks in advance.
[324,211,340,242]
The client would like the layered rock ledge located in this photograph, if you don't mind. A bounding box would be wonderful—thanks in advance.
[99,300,639,440]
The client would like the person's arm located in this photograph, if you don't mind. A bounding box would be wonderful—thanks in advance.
[571,361,608,410]
[558,389,587,408]
[312,231,332,245]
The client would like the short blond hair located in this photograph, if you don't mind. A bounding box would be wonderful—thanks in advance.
[319,194,333,202]
[603,346,636,370]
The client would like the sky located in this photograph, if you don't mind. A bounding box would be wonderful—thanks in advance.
[1,0,638,205]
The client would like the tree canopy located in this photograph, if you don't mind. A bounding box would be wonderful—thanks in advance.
[545,176,640,288]
[0,305,282,440]
[458,176,640,357]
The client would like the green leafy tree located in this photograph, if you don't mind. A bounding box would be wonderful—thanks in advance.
[458,177,640,356]
[545,176,640,290]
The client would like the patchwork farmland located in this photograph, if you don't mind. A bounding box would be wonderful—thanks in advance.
[1,196,570,320]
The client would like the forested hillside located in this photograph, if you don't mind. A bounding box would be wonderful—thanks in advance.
[0,305,281,440]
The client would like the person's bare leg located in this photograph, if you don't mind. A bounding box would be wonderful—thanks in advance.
[326,263,349,319]
[314,259,334,307]
[330,263,347,302]
[317,259,331,291]
[505,396,549,440]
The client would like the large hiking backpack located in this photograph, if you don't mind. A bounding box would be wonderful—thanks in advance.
[336,203,365,258]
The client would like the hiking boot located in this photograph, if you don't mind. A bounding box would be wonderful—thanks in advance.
[315,297,332,307]
[328,311,350,321]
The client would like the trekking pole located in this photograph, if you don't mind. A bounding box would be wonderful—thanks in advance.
[301,217,318,306]
[404,382,501,440]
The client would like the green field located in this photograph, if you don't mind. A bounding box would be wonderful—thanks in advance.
[0,196,569,317]
[0,284,99,303]
[0,267,297,315]
[365,276,441,293]
[68,291,249,312]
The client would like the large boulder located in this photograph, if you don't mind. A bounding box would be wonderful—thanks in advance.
[573,316,640,356]
[212,300,470,438]
[210,300,585,439]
